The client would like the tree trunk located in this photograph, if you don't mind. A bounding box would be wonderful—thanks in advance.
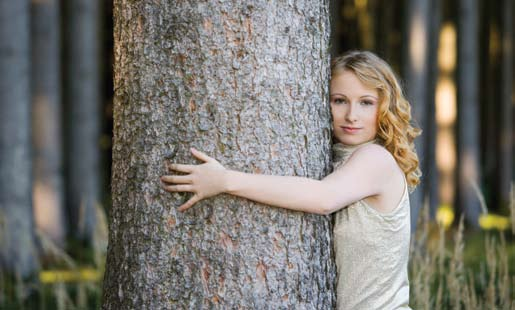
[498,0,512,209]
[478,0,496,213]
[103,1,335,309]
[31,0,66,246]
[457,0,482,228]
[404,0,431,231]
[426,0,441,219]
[63,0,102,243]
[330,0,345,56]
[0,0,39,278]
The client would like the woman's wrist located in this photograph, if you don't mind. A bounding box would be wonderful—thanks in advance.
[221,168,233,194]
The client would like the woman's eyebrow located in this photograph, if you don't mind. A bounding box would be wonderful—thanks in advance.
[330,93,346,97]
[360,95,378,100]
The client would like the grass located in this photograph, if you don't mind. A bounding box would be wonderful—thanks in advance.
[409,184,515,309]
[0,203,107,310]
[1,188,514,309]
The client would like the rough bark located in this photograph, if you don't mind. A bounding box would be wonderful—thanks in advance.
[103,1,334,309]
[457,0,482,228]
[404,0,431,231]
[0,0,39,278]
[63,0,102,243]
[31,0,66,245]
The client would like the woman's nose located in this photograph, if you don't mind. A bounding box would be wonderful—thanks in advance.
[345,104,358,122]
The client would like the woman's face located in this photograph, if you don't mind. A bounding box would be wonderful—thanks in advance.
[330,70,379,146]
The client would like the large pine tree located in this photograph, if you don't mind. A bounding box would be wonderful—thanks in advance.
[103,1,335,308]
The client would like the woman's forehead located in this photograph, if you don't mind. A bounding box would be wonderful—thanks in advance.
[330,71,378,97]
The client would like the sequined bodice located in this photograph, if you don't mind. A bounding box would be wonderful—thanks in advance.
[332,141,411,310]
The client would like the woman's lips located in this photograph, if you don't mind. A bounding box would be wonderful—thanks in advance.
[340,126,361,134]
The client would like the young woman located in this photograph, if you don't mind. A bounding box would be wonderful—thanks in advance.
[161,50,421,309]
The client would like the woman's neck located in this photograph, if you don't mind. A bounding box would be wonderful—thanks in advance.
[332,139,377,168]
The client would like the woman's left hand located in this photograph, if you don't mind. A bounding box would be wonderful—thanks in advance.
[161,148,227,212]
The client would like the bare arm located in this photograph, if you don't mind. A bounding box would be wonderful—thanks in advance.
[223,171,333,214]
[161,145,395,214]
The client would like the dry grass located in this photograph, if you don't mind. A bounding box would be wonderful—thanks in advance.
[0,203,107,309]
[409,185,515,309]
[1,189,514,309]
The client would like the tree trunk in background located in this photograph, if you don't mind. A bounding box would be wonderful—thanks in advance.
[478,0,495,213]
[374,0,395,61]
[63,0,101,244]
[457,0,481,228]
[499,0,512,209]
[404,0,431,231]
[103,1,334,308]
[426,0,441,219]
[485,2,504,212]
[330,0,345,57]
[31,0,65,246]
[334,0,360,54]
[0,0,39,278]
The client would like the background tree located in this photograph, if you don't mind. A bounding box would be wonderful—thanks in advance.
[498,0,512,210]
[102,1,335,308]
[425,0,441,221]
[457,0,482,228]
[403,0,435,230]
[31,0,66,246]
[0,0,39,278]
[63,0,102,245]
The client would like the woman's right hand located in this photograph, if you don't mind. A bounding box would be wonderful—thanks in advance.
[160,148,228,211]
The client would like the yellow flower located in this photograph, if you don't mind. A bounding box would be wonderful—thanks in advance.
[479,214,510,230]
[436,204,454,229]
[40,268,101,283]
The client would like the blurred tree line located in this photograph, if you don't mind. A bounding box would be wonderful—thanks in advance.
[0,0,113,286]
[0,0,513,305]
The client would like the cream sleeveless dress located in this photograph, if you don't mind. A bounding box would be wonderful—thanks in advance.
[332,141,411,310]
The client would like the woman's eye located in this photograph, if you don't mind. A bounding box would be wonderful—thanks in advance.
[333,98,346,104]
[361,100,374,106]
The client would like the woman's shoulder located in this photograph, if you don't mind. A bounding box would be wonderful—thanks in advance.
[348,143,404,186]
[351,143,397,169]
[351,144,407,213]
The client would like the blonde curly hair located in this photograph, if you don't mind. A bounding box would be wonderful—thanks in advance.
[331,50,421,189]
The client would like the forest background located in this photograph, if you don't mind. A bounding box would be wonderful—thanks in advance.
[0,0,514,309]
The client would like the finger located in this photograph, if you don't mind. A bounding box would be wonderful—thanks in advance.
[168,163,194,173]
[160,175,192,184]
[190,148,214,163]
[162,184,194,193]
[178,195,201,212]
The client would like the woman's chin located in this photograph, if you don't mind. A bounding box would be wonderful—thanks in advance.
[335,136,368,146]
